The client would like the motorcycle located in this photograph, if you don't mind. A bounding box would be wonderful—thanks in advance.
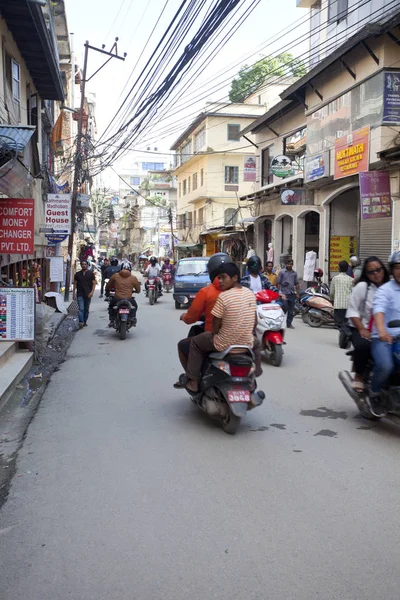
[302,288,334,328]
[339,320,400,423]
[182,345,265,434]
[162,271,173,293]
[147,277,160,305]
[110,298,136,340]
[255,289,286,367]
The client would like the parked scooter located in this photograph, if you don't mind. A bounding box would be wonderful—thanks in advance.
[255,289,286,367]
[339,320,400,422]
[302,288,334,328]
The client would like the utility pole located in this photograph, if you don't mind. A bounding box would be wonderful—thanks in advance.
[168,204,175,256]
[64,39,126,301]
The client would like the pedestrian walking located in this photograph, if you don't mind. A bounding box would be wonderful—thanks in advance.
[73,260,97,328]
[99,257,109,298]
[330,260,353,332]
[277,259,299,329]
[264,261,278,286]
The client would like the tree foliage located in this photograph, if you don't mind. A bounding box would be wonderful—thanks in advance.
[228,53,306,103]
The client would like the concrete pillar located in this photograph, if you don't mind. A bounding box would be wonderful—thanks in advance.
[321,204,330,282]
[295,214,305,279]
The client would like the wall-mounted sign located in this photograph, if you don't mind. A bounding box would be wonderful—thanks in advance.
[334,126,369,180]
[49,256,64,283]
[77,193,90,209]
[46,194,71,234]
[329,236,357,269]
[46,234,68,244]
[271,155,293,178]
[281,189,306,205]
[305,151,329,182]
[359,170,392,219]
[244,155,256,182]
[0,198,34,254]
[383,71,400,125]
[0,287,35,341]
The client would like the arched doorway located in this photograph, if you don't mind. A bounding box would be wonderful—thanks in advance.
[327,188,359,277]
[297,209,321,282]
[274,214,294,267]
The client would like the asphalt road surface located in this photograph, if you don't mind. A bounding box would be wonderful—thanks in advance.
[1,289,400,600]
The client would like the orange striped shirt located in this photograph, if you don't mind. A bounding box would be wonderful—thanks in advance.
[211,286,256,351]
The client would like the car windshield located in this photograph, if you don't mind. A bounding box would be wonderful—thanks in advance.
[176,260,208,277]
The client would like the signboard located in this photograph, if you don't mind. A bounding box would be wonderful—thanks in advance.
[110,196,119,205]
[0,287,35,341]
[329,236,357,268]
[270,155,293,178]
[77,193,90,209]
[305,152,329,182]
[45,246,57,257]
[46,233,68,244]
[281,189,306,205]
[383,71,400,125]
[159,233,171,247]
[359,171,392,219]
[0,198,34,254]
[334,126,369,180]
[46,194,71,234]
[50,257,64,282]
[244,155,256,182]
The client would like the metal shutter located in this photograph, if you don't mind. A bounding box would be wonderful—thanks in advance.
[359,217,392,263]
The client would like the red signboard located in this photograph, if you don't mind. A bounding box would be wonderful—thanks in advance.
[0,198,34,254]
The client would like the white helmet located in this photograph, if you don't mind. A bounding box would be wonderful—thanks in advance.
[120,261,132,271]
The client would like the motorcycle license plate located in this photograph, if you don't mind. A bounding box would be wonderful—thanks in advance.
[119,309,130,314]
[228,390,250,403]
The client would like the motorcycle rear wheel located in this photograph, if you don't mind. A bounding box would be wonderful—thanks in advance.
[149,291,154,305]
[307,313,323,328]
[221,411,241,434]
[119,321,127,340]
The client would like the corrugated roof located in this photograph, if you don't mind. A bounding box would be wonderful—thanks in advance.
[0,125,36,153]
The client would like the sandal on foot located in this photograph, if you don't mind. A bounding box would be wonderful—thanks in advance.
[173,374,187,389]
[352,380,364,393]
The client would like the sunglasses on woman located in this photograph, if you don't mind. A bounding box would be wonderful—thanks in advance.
[366,266,383,275]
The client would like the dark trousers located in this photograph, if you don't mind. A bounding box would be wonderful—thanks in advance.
[351,329,371,375]
[77,296,91,324]
[334,309,347,331]
[100,278,106,295]
[109,297,138,320]
[286,293,296,327]
[184,332,262,382]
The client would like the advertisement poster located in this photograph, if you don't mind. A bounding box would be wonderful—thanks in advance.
[46,194,71,234]
[0,288,35,341]
[329,236,357,268]
[383,71,400,125]
[243,155,256,182]
[334,126,370,180]
[359,170,392,219]
[305,152,328,182]
[0,198,34,254]
[49,257,64,282]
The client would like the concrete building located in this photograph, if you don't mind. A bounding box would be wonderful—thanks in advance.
[240,9,400,280]
[171,102,265,258]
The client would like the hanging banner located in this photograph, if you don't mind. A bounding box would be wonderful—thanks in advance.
[243,156,256,182]
[359,170,392,219]
[0,287,35,341]
[383,71,400,125]
[334,126,369,180]
[0,198,34,254]
[46,194,71,234]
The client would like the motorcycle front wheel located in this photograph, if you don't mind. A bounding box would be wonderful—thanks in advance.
[119,321,127,340]
[270,344,283,367]
[221,411,241,434]
[307,313,323,328]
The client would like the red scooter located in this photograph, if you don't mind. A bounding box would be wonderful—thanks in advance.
[147,277,160,305]
[162,271,173,293]
[255,290,286,367]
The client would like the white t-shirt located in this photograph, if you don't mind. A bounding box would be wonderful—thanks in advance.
[346,281,377,328]
[249,274,262,293]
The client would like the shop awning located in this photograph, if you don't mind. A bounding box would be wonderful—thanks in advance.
[0,125,36,154]
[175,243,203,248]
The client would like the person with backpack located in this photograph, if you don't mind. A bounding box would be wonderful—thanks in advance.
[345,256,389,393]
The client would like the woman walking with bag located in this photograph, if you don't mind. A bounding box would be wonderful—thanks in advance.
[346,256,390,392]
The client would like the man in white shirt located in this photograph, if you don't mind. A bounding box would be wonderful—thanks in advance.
[144,256,162,295]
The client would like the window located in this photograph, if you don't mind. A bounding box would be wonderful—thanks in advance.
[284,127,307,175]
[193,211,197,227]
[183,179,187,195]
[198,207,204,225]
[328,0,348,23]
[261,147,273,186]
[200,168,204,186]
[4,52,21,121]
[178,182,182,198]
[188,176,191,193]
[180,139,192,164]
[224,208,238,226]
[227,124,241,141]
[193,172,198,190]
[130,177,140,186]
[224,166,239,184]
[141,162,165,171]
[186,211,192,228]
[194,127,206,153]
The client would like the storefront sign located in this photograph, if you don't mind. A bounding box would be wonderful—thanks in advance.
[45,246,57,257]
[359,170,392,219]
[244,155,256,182]
[0,198,34,254]
[0,287,35,341]
[334,126,369,180]
[383,71,400,125]
[305,152,329,182]
[46,234,68,244]
[271,155,293,178]
[49,257,64,282]
[281,189,306,205]
[46,194,71,234]
[329,236,357,268]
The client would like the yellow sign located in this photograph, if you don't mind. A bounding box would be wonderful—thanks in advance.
[330,236,357,269]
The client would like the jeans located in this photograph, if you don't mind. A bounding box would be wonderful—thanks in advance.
[371,338,394,394]
[286,293,296,327]
[77,295,91,324]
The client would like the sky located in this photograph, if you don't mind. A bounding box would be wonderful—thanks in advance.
[64,0,309,184]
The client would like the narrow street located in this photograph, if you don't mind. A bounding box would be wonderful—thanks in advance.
[1,289,400,600]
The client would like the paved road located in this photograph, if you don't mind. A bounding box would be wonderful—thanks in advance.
[1,289,400,600]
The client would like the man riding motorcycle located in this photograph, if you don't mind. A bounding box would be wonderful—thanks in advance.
[144,256,162,296]
[106,261,141,327]
[369,251,400,416]
[241,255,279,293]
[104,256,120,280]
